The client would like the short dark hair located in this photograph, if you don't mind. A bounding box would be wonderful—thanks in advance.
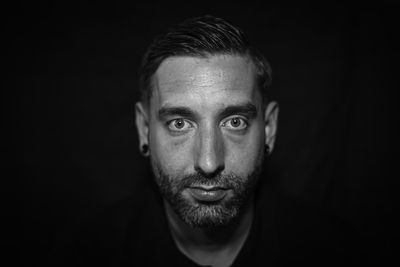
[139,15,272,107]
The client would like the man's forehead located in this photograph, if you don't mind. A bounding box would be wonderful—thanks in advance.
[152,55,257,98]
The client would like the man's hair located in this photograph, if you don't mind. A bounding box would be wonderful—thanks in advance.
[139,15,272,107]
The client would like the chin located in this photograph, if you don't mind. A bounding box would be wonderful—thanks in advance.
[180,205,239,228]
[170,194,245,228]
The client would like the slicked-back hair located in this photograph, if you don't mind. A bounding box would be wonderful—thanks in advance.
[139,15,272,108]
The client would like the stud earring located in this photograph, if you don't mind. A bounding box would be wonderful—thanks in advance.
[265,144,270,155]
[141,144,149,156]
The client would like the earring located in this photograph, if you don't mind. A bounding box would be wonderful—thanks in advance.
[141,144,149,156]
[265,144,270,155]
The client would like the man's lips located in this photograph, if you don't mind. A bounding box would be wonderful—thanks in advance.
[187,186,229,202]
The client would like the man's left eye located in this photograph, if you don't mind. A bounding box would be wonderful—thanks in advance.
[222,117,248,130]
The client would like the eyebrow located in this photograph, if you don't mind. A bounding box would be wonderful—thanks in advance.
[219,103,258,119]
[158,106,196,119]
[158,102,258,120]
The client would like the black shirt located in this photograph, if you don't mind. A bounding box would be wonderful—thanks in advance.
[49,177,366,266]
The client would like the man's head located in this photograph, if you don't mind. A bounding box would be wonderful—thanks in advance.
[135,16,279,228]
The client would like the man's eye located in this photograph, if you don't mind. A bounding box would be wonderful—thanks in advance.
[222,117,248,130]
[167,119,193,131]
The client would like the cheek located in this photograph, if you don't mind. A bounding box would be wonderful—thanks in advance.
[225,127,264,175]
[149,124,193,175]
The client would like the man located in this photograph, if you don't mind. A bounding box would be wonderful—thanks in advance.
[134,15,278,267]
[51,16,363,266]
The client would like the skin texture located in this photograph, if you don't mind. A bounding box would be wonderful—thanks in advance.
[135,54,279,267]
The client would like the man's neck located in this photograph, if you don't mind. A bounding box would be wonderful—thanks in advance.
[164,201,254,267]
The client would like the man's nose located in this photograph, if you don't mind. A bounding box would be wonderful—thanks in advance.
[194,125,225,177]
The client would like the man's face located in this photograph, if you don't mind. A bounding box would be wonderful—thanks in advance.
[136,55,277,227]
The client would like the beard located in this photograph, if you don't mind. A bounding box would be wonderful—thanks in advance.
[150,158,262,228]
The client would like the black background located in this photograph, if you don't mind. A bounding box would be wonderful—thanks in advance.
[4,2,398,264]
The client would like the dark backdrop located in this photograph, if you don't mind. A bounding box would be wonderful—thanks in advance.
[4,2,397,264]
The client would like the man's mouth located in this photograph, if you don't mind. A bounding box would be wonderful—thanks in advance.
[187,186,229,202]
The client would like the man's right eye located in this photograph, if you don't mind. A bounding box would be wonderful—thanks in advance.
[167,119,193,132]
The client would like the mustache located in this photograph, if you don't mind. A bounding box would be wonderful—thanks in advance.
[176,173,242,190]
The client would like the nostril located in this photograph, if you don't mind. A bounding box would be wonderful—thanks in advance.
[194,165,225,178]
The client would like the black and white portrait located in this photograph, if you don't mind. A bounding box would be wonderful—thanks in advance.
[5,2,397,266]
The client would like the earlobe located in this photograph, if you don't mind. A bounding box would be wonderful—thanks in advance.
[264,101,279,153]
[135,102,150,156]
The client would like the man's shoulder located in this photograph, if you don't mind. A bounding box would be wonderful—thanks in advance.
[248,188,367,264]
[48,191,165,266]
[48,186,368,266]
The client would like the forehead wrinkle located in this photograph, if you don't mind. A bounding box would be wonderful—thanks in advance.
[152,55,259,110]
[157,56,254,91]
[158,71,253,97]
[160,72,219,89]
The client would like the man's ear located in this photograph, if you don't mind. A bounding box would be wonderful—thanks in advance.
[135,102,149,154]
[264,101,279,153]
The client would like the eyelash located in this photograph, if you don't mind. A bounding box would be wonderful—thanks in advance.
[166,117,248,132]
[167,118,194,132]
[221,117,248,130]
